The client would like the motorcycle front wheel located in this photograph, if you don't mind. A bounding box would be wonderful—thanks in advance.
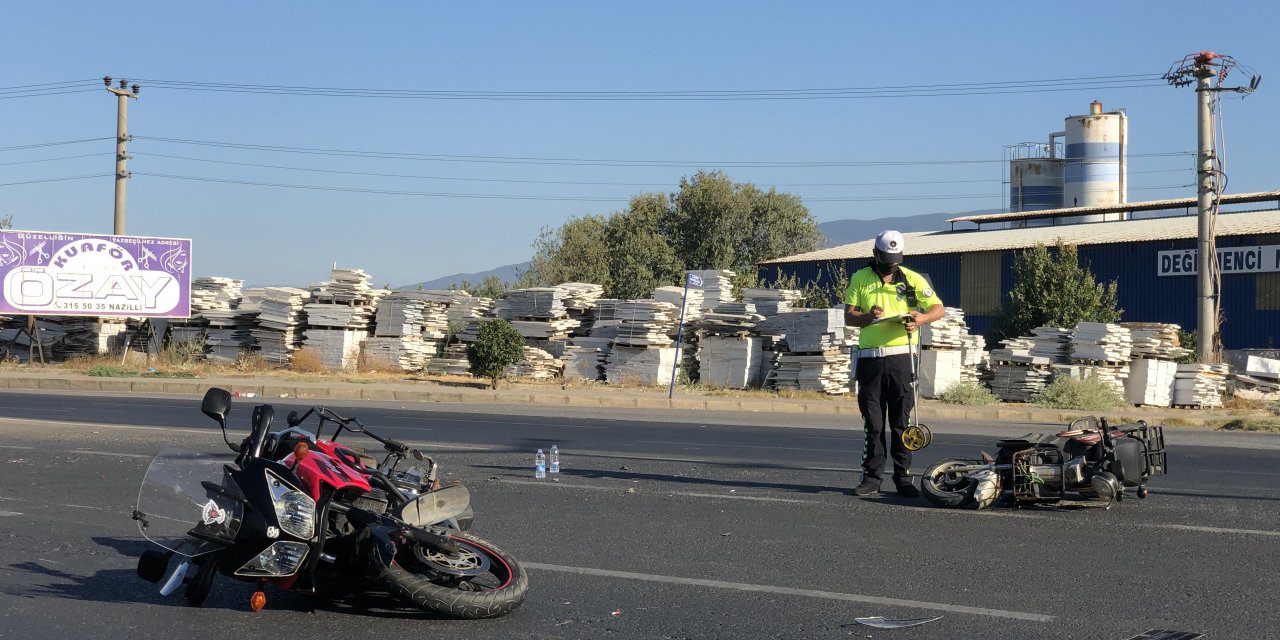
[380,530,528,619]
[921,458,982,508]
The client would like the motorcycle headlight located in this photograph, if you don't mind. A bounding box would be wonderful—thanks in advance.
[235,541,310,577]
[265,470,315,540]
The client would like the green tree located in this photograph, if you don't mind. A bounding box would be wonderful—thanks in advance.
[448,276,511,299]
[520,214,611,289]
[989,241,1122,342]
[466,319,525,389]
[666,171,821,290]
[0,215,12,230]
[603,194,683,299]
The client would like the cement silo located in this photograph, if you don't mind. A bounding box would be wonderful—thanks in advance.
[1008,140,1065,227]
[1063,100,1128,221]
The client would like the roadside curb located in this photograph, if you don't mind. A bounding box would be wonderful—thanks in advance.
[0,371,1241,428]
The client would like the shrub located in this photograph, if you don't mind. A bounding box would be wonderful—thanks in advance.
[290,348,328,374]
[938,381,999,405]
[1035,375,1126,410]
[466,319,525,389]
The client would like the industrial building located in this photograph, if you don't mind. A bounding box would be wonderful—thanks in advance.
[760,102,1280,350]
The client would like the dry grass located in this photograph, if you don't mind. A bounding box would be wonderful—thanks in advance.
[233,351,275,374]
[1217,418,1280,433]
[289,348,329,374]
[356,351,402,375]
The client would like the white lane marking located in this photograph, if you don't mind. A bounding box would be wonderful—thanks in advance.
[1147,524,1280,537]
[64,503,114,512]
[897,505,1042,520]
[0,444,151,459]
[498,479,613,491]
[524,562,1053,622]
[669,492,817,504]
[378,415,606,430]
[0,511,22,517]
[638,440,849,453]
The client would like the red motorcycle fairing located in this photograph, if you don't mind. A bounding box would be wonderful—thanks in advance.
[282,448,372,500]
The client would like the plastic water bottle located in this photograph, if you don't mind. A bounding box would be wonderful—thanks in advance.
[549,445,560,474]
[535,449,546,479]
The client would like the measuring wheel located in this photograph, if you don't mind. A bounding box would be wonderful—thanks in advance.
[902,424,932,451]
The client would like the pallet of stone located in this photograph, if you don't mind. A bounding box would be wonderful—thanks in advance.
[426,343,472,376]
[605,346,678,385]
[990,363,1054,402]
[253,287,310,364]
[361,336,433,371]
[304,302,377,330]
[190,276,244,312]
[1125,359,1178,407]
[507,346,564,380]
[302,329,368,370]
[374,296,426,337]
[741,288,803,317]
[652,286,705,322]
[685,270,735,308]
[562,341,608,381]
[556,282,604,311]
[507,318,578,340]
[593,300,678,347]
[696,302,765,336]
[1172,363,1228,408]
[311,268,376,303]
[1029,327,1074,363]
[919,348,964,398]
[919,307,970,350]
[766,350,852,394]
[763,309,849,354]
[697,336,764,389]
[204,308,258,363]
[1071,322,1132,363]
[495,288,567,320]
[1120,322,1191,360]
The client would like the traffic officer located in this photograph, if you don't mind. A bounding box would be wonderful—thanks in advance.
[843,230,945,497]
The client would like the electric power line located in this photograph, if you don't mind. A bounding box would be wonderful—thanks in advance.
[131,74,1167,101]
[0,173,114,187]
[0,137,114,152]
[133,135,1192,168]
[129,150,1193,188]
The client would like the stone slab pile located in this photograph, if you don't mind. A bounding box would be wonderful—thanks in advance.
[697,335,764,389]
[253,287,311,365]
[741,288,803,317]
[1173,363,1229,408]
[1122,322,1192,361]
[507,345,564,380]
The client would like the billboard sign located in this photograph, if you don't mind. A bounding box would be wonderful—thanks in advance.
[0,230,192,318]
[1157,245,1280,277]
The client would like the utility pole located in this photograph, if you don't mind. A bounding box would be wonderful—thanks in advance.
[1163,52,1261,363]
[1194,56,1217,364]
[104,76,140,236]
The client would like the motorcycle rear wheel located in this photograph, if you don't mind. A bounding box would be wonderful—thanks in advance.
[921,458,981,508]
[380,531,528,619]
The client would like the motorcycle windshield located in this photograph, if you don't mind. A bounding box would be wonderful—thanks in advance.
[134,449,244,558]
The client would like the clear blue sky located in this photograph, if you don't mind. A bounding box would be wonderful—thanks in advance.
[3,1,1276,287]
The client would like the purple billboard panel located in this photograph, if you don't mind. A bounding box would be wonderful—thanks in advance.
[0,230,192,318]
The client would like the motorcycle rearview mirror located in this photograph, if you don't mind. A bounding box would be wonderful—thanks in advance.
[201,388,232,427]
[287,410,300,426]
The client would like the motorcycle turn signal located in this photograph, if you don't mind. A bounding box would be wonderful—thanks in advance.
[250,588,267,612]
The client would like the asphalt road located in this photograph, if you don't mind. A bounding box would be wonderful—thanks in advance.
[0,390,1277,640]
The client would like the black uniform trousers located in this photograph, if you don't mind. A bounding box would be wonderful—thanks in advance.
[855,352,914,482]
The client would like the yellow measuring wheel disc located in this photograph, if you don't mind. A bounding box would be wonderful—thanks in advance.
[902,425,930,451]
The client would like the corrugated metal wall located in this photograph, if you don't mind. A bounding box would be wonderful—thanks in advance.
[761,232,1280,349]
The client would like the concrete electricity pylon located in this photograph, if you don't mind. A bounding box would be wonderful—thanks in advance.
[104,76,140,236]
[1162,52,1261,363]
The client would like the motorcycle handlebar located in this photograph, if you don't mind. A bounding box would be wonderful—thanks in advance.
[282,406,410,454]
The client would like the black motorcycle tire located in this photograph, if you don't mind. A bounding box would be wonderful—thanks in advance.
[380,531,528,619]
[185,555,217,607]
[921,458,980,508]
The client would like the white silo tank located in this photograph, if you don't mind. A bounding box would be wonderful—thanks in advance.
[1063,101,1127,222]
[1010,157,1065,227]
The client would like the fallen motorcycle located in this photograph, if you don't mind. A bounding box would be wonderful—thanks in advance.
[131,388,528,617]
[920,416,1167,510]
